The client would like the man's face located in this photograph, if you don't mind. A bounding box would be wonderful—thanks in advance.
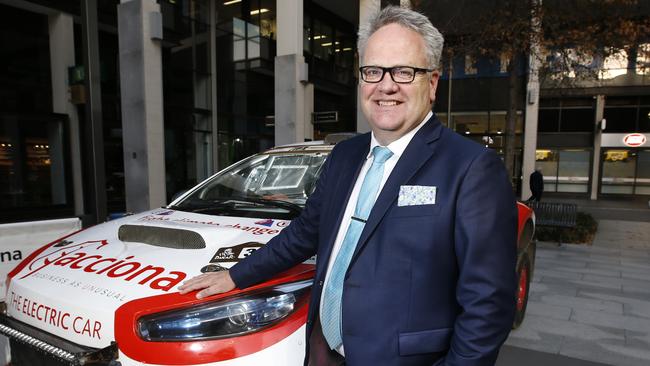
[360,23,439,145]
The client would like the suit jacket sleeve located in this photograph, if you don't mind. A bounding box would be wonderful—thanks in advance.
[229,146,336,289]
[444,149,518,366]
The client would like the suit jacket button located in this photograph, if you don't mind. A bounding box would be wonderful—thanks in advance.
[318,280,324,286]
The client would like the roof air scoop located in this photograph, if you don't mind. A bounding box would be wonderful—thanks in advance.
[118,225,206,249]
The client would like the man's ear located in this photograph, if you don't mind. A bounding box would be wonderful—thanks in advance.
[429,72,440,104]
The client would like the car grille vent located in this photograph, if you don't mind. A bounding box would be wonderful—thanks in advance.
[118,225,206,249]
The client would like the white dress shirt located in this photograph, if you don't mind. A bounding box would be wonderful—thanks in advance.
[319,111,433,356]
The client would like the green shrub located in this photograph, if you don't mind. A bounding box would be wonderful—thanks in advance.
[536,212,598,244]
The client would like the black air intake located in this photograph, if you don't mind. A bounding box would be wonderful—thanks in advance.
[118,225,206,249]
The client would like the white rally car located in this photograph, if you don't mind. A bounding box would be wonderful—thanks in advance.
[0,141,536,365]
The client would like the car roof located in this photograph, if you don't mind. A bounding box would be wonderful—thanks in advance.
[264,143,333,154]
[264,133,359,154]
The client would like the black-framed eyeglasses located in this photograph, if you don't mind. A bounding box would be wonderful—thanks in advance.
[359,66,434,84]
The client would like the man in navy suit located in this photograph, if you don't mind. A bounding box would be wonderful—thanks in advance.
[179,6,517,366]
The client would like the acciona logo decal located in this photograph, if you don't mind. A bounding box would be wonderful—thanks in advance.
[19,240,186,292]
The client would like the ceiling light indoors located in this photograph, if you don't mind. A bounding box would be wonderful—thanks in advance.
[320,41,339,47]
[250,8,269,15]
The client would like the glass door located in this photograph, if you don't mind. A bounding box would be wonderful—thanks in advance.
[601,149,636,194]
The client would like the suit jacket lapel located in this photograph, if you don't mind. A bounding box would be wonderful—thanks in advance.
[317,135,370,277]
[349,117,444,266]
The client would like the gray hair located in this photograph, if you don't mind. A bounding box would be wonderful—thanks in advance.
[358,6,444,70]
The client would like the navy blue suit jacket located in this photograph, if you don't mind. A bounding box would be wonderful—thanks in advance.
[230,115,518,366]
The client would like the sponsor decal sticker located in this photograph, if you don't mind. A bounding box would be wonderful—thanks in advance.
[255,219,274,227]
[137,215,280,235]
[30,273,128,302]
[0,250,22,263]
[9,291,103,339]
[210,242,263,263]
[153,210,175,216]
[18,240,186,292]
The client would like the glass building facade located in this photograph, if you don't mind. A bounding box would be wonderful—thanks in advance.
[535,96,650,197]
[1,0,649,224]
[0,5,73,221]
[0,0,358,223]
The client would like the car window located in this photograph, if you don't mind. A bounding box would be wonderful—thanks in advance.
[174,152,328,218]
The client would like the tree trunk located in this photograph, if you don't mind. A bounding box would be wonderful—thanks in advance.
[504,54,519,189]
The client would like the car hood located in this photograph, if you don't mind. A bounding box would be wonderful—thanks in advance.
[5,208,292,348]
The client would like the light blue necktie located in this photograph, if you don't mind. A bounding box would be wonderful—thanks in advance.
[321,146,394,350]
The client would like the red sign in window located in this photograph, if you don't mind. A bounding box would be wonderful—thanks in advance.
[623,133,647,147]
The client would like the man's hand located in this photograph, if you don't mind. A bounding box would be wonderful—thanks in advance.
[178,271,236,299]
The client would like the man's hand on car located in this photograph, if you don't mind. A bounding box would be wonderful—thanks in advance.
[178,270,236,299]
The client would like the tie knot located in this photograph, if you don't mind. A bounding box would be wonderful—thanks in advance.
[372,146,393,164]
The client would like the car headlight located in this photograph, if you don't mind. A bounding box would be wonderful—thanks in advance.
[138,279,312,341]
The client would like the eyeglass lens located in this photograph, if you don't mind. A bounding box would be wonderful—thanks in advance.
[361,67,417,83]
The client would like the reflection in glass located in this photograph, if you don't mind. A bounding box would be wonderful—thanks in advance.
[233,17,247,61]
[635,43,650,76]
[602,149,635,194]
[560,109,593,132]
[639,108,650,132]
[192,153,328,206]
[0,118,68,208]
[454,113,488,134]
[313,20,333,61]
[489,112,524,134]
[603,107,636,132]
[538,109,560,132]
[557,150,590,193]
[635,150,650,195]
[535,149,559,192]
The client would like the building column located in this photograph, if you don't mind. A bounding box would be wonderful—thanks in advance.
[591,95,605,200]
[48,12,84,215]
[81,0,107,224]
[304,83,314,140]
[521,2,541,201]
[209,0,219,171]
[118,0,166,213]
[275,0,312,146]
[356,0,380,133]
[521,89,540,200]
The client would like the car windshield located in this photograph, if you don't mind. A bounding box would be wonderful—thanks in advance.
[172,151,329,219]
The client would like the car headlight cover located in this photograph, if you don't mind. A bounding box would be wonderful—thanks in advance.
[138,280,312,341]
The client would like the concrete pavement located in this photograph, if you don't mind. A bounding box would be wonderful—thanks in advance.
[505,220,650,366]
[498,345,611,366]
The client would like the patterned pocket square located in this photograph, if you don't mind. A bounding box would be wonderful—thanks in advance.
[398,185,436,206]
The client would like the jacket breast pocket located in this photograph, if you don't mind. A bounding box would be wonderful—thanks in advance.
[389,203,441,218]
[398,327,453,356]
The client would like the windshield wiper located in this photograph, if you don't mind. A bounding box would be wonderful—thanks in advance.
[217,195,303,216]
[173,196,303,216]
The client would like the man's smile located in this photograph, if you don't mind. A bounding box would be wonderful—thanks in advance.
[375,100,402,106]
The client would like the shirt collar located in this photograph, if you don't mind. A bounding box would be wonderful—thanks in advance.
[368,111,433,159]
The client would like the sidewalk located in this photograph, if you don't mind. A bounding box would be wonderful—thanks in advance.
[498,345,611,366]
[505,220,650,366]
